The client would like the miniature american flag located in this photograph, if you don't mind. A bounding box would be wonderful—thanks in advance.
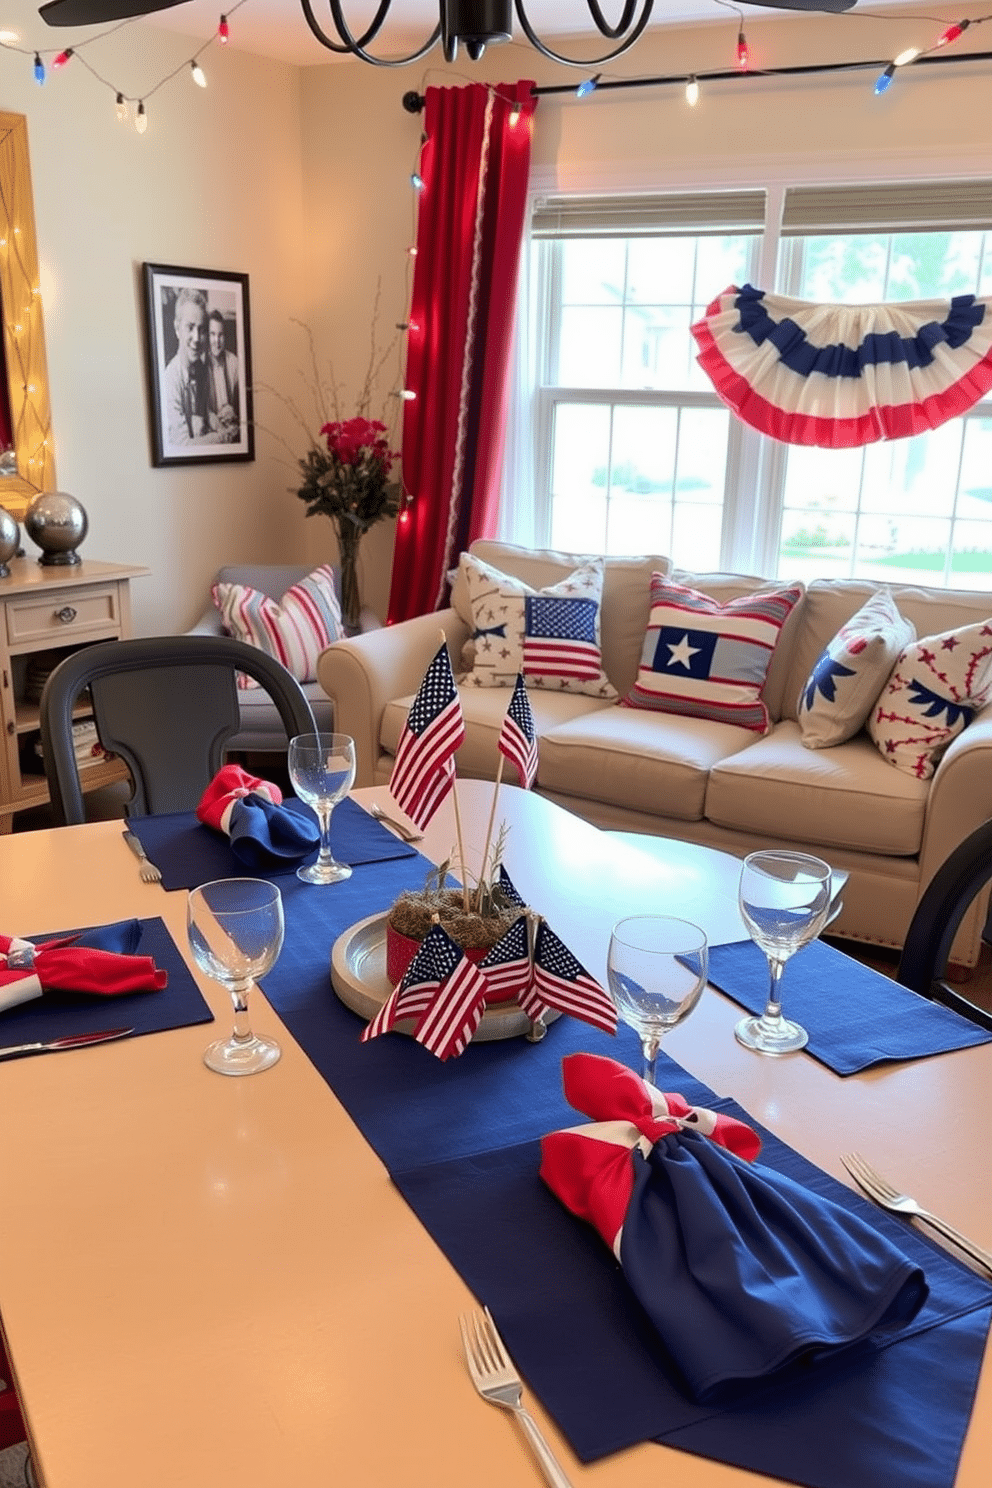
[497,864,527,909]
[521,919,617,1035]
[498,674,538,789]
[389,642,465,829]
[361,921,487,1060]
[478,915,532,1005]
[523,596,602,681]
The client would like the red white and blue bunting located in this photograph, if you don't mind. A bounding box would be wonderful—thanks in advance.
[691,284,992,449]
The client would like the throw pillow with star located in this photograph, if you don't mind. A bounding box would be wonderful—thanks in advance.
[797,590,915,749]
[622,575,803,731]
[867,619,992,779]
[458,552,617,698]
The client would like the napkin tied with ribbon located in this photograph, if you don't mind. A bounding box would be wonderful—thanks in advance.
[541,1053,929,1403]
[196,764,320,869]
[0,919,168,1015]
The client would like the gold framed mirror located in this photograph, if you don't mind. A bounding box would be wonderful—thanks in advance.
[0,111,55,520]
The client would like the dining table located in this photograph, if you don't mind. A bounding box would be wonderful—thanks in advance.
[2,778,992,1488]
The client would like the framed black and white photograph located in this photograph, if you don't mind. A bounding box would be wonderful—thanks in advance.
[142,263,254,467]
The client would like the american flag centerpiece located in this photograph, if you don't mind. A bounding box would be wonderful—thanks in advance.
[361,920,490,1062]
[520,919,618,1036]
[389,640,466,830]
[497,673,538,790]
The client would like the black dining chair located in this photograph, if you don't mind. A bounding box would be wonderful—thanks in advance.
[896,819,992,1031]
[39,634,316,827]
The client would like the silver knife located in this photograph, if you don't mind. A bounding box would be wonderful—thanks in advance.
[0,1027,134,1061]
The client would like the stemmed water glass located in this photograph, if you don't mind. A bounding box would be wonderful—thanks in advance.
[187,877,285,1076]
[607,916,709,1086]
[288,732,357,884]
[735,849,832,1055]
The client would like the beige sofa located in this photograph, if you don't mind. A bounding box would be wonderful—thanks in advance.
[317,541,992,965]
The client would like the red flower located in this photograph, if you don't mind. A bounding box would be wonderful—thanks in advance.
[320,416,399,471]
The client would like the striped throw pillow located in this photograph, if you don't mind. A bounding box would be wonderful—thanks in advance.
[622,575,803,732]
[212,565,344,686]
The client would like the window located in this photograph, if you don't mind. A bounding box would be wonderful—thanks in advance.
[519,182,992,589]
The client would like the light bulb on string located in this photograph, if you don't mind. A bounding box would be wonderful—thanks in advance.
[218,13,229,43]
[937,19,970,46]
[395,389,416,401]
[736,29,749,70]
[32,52,44,84]
[893,46,920,66]
[135,101,148,134]
[874,62,896,94]
[51,47,73,69]
[190,60,207,87]
[410,171,424,191]
[115,92,128,122]
[576,73,600,98]
[685,75,699,106]
[509,102,521,126]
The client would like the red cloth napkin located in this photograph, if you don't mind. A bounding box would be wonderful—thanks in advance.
[0,928,168,1015]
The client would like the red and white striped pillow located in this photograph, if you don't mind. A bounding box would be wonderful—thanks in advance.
[212,565,344,686]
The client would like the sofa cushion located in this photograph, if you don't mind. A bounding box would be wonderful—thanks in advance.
[380,686,606,782]
[456,551,617,699]
[622,575,804,732]
[796,589,915,748]
[705,721,928,857]
[453,541,669,696]
[867,620,992,779]
[539,706,759,822]
[212,564,344,685]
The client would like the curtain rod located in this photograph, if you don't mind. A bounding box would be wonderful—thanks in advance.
[400,47,992,111]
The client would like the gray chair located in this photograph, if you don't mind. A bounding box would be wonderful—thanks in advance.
[39,635,316,826]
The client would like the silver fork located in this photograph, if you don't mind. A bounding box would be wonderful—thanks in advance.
[841,1151,992,1276]
[123,830,162,884]
[459,1308,573,1488]
[369,802,423,842]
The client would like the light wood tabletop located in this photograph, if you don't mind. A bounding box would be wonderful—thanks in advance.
[1,781,991,1488]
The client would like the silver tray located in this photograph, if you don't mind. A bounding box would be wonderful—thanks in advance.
[330,912,560,1043]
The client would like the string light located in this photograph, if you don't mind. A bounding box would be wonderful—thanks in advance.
[736,28,749,70]
[508,102,521,126]
[115,91,127,121]
[190,60,207,86]
[395,389,416,401]
[937,18,970,46]
[575,73,601,98]
[685,75,700,106]
[218,13,230,43]
[51,47,73,69]
[410,171,424,191]
[32,52,44,84]
[893,46,921,66]
[874,62,896,93]
[135,100,147,134]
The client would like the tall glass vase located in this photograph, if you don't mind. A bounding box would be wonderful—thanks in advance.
[336,525,362,634]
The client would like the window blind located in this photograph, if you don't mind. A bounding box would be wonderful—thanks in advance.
[531,191,767,238]
[782,181,992,235]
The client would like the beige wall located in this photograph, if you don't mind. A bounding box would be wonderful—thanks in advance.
[1,5,989,631]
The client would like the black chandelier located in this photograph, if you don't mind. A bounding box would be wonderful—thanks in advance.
[299,1,657,66]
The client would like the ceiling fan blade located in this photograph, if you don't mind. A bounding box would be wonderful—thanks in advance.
[39,0,187,23]
[742,0,858,10]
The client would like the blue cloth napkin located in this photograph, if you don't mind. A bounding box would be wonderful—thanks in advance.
[227,793,321,868]
[254,865,992,1488]
[707,937,992,1075]
[0,918,213,1045]
[127,796,418,891]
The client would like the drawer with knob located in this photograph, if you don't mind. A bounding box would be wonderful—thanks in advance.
[5,584,122,647]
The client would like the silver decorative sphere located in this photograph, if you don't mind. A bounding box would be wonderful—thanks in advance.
[24,491,89,566]
[0,505,18,577]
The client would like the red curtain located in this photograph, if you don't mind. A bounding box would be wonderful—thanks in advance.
[387,79,537,624]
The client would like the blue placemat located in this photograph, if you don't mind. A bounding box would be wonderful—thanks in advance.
[707,938,992,1075]
[127,796,417,891]
[0,917,213,1047]
[257,863,992,1488]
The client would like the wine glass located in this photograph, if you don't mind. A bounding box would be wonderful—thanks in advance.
[188,878,285,1076]
[607,916,708,1086]
[735,849,832,1056]
[288,732,357,884]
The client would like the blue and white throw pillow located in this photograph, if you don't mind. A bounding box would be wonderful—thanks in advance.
[797,590,915,749]
[868,619,992,779]
[459,552,616,698]
[622,575,803,732]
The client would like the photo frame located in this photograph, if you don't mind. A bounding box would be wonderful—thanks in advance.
[142,263,254,467]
